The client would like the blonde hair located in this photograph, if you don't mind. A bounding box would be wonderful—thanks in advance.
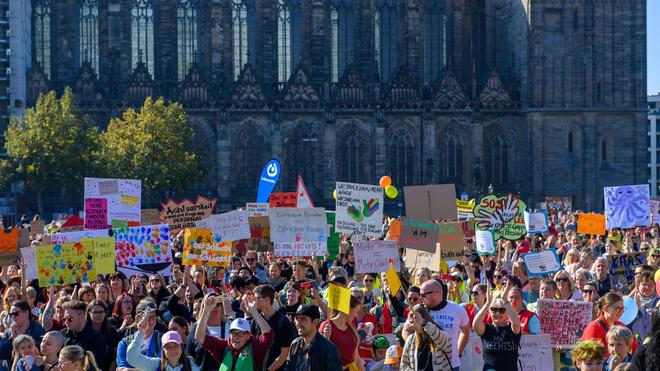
[3,287,21,310]
[572,340,605,363]
[59,345,100,371]
[606,326,634,347]
[12,334,36,358]
[43,331,66,348]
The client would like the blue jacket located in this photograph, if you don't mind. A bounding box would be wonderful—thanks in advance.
[0,321,45,362]
[116,330,162,368]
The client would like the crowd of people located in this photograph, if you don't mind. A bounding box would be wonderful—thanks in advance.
[0,209,658,371]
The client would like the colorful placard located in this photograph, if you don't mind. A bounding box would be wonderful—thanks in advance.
[196,210,251,242]
[84,198,108,230]
[327,283,351,314]
[473,194,527,240]
[268,207,327,243]
[246,203,269,217]
[521,250,561,276]
[475,230,495,255]
[456,199,475,220]
[387,220,401,241]
[35,241,95,286]
[537,299,593,348]
[353,240,400,274]
[399,218,439,253]
[335,182,383,237]
[437,222,464,260]
[183,228,232,267]
[80,237,117,275]
[273,242,327,257]
[84,178,141,228]
[608,252,646,294]
[326,211,340,260]
[158,196,217,233]
[113,224,173,277]
[577,213,607,235]
[269,192,297,208]
[604,184,651,229]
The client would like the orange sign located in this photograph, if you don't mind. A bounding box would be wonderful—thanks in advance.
[388,220,401,241]
[269,192,296,208]
[577,213,606,235]
[0,229,19,253]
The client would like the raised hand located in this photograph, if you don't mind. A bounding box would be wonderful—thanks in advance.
[137,314,148,334]
[322,323,332,339]
[500,194,519,222]
[475,209,505,230]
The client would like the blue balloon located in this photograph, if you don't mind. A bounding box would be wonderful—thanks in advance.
[256,159,281,202]
[620,297,638,325]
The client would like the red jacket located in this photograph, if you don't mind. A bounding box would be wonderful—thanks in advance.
[581,313,638,357]
[202,331,275,370]
[518,309,537,334]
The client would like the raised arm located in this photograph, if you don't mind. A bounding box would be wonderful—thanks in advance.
[194,295,216,345]
[473,289,493,336]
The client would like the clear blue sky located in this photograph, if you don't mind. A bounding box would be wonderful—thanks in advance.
[649,0,659,95]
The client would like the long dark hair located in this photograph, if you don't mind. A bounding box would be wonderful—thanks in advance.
[11,300,37,323]
[160,344,193,371]
[86,300,113,336]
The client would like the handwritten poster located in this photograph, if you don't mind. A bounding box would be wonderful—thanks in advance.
[475,230,495,255]
[521,250,561,276]
[35,241,95,286]
[84,178,141,227]
[473,194,527,240]
[0,228,19,265]
[456,199,475,220]
[158,196,216,232]
[405,245,441,271]
[269,192,297,208]
[577,213,607,235]
[437,222,464,260]
[545,196,572,214]
[399,218,439,253]
[537,299,592,348]
[608,252,646,293]
[353,240,400,274]
[604,184,651,229]
[269,207,327,244]
[51,229,111,244]
[335,182,383,237]
[650,200,660,224]
[80,237,116,275]
[274,242,327,257]
[183,228,232,267]
[327,284,351,314]
[20,247,38,280]
[246,203,269,217]
[518,335,554,371]
[113,224,172,278]
[244,216,272,252]
[84,198,108,230]
[524,210,548,234]
[196,210,250,242]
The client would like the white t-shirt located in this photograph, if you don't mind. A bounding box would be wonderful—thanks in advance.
[207,325,229,339]
[140,333,153,354]
[429,301,469,368]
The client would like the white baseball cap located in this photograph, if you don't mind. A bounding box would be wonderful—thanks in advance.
[230,318,250,333]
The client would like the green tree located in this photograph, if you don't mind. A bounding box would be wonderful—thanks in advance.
[96,97,203,204]
[0,88,99,214]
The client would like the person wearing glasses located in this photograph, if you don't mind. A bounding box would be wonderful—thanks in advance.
[244,251,268,284]
[85,300,118,370]
[0,300,45,364]
[51,345,100,371]
[581,282,600,320]
[461,284,489,327]
[581,293,638,357]
[472,292,521,371]
[59,301,106,370]
[554,271,583,301]
[147,274,170,309]
[649,247,660,269]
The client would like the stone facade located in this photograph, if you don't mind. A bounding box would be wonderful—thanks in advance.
[27,0,647,211]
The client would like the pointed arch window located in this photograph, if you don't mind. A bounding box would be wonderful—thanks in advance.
[337,126,368,183]
[388,127,415,186]
[177,0,198,80]
[331,1,353,83]
[131,0,154,75]
[423,0,446,83]
[488,135,509,186]
[440,128,463,184]
[233,127,269,190]
[79,0,99,72]
[278,0,302,83]
[375,0,398,83]
[33,0,51,78]
[233,0,256,80]
[285,126,319,196]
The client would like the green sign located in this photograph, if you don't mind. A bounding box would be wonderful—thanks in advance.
[473,194,527,241]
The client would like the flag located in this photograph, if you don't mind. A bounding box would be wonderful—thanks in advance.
[296,175,315,208]
[256,159,281,202]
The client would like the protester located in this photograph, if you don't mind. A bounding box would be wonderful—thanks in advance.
[0,300,46,363]
[53,345,101,371]
[285,304,341,371]
[554,271,583,301]
[473,293,522,370]
[85,300,118,370]
[581,293,637,356]
[627,271,659,340]
[603,326,634,371]
[399,304,453,371]
[630,307,659,370]
[320,295,363,370]
[507,287,540,334]
[572,340,606,371]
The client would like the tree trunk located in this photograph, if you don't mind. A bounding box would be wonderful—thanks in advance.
[37,189,44,216]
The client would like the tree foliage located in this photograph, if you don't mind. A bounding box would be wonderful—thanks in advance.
[95,97,202,203]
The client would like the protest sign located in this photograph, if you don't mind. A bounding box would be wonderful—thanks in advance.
[20,247,38,280]
[326,211,340,260]
[296,175,315,208]
[81,237,116,275]
[353,240,400,274]
[608,252,646,293]
[29,220,45,235]
[335,182,383,237]
[386,264,402,295]
[473,194,527,240]
[537,299,592,348]
[327,284,351,314]
[274,242,327,257]
[404,184,457,220]
[462,219,475,238]
[387,219,401,241]
[0,229,19,266]
[405,245,441,271]
[518,335,553,371]
[158,196,216,233]
[141,209,160,226]
[196,210,251,242]
[246,203,269,217]
[604,184,651,229]
[256,159,281,203]
[650,200,660,224]
[456,199,475,220]
[51,229,111,244]
[84,178,141,227]
[268,208,327,243]
[545,196,572,213]
[437,222,464,260]
[269,192,297,208]
[577,213,606,235]
[524,210,548,234]
[521,250,561,276]
[35,241,95,286]
[242,216,272,252]
[475,230,495,255]
[114,224,173,277]
[399,218,439,253]
[183,228,232,266]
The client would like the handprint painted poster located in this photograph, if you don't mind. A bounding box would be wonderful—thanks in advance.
[604,184,651,229]
[335,182,384,237]
[113,224,172,278]
[182,228,232,267]
[473,194,527,240]
[35,241,95,286]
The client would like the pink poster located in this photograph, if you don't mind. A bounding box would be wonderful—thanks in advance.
[85,198,108,230]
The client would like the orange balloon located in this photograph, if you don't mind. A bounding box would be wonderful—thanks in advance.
[379,176,392,187]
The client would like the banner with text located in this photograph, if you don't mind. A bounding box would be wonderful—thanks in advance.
[196,210,251,243]
[537,299,593,348]
[158,196,216,232]
[353,240,400,273]
[399,218,439,253]
[335,182,383,237]
[84,178,141,228]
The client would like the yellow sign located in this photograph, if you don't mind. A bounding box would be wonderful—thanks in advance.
[81,237,116,275]
[577,213,606,236]
[183,228,232,267]
[121,194,140,206]
[327,283,351,314]
[36,241,94,286]
[386,264,401,295]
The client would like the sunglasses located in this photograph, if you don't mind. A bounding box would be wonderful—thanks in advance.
[420,291,437,298]
[470,291,481,296]
[556,277,570,282]
[583,289,596,294]
[246,258,256,261]
[364,279,374,283]
[407,296,419,302]
[8,311,20,317]
[494,275,503,279]
[489,307,506,314]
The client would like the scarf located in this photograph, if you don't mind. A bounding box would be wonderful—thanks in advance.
[219,343,254,371]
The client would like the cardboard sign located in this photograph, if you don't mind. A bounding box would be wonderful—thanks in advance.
[462,219,475,238]
[246,203,269,217]
[577,213,606,235]
[35,241,95,286]
[473,194,527,240]
[84,178,141,227]
[608,252,646,293]
[475,230,495,255]
[437,222,464,260]
[20,247,38,280]
[0,228,19,266]
[243,216,272,252]
[518,335,554,371]
[183,228,232,267]
[274,242,327,257]
[650,200,660,224]
[456,199,475,220]
[268,208,327,243]
[158,196,217,233]
[327,283,351,314]
[524,210,548,234]
[326,211,340,260]
[388,220,401,241]
[604,184,651,229]
[521,250,561,276]
[196,210,251,242]
[114,224,173,278]
[353,240,400,274]
[29,220,45,236]
[405,245,441,271]
[537,299,593,348]
[81,237,116,275]
[399,218,439,253]
[269,192,297,208]
[141,209,160,226]
[335,182,384,237]
[404,184,457,221]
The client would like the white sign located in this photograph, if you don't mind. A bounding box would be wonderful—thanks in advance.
[650,200,660,224]
[335,182,384,237]
[196,210,251,242]
[268,208,327,243]
[84,177,141,227]
[274,242,327,257]
[521,250,561,276]
[475,230,495,255]
[518,334,554,371]
[51,229,111,244]
[20,247,38,280]
[353,241,400,274]
[524,210,548,234]
[246,203,269,217]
